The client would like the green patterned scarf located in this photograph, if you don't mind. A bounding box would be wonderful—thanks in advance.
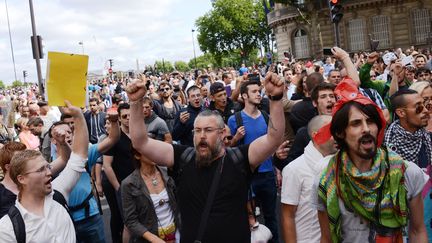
[318,148,408,242]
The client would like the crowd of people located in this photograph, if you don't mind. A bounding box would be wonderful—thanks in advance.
[0,45,431,243]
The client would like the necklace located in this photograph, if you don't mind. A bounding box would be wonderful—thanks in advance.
[141,169,159,187]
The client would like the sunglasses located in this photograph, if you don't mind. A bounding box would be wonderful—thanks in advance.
[121,114,130,119]
[160,87,171,91]
[224,135,233,141]
[402,104,426,114]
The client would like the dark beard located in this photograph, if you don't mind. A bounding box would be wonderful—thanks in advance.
[195,139,223,168]
[357,134,377,160]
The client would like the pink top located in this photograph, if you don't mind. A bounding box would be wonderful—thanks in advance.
[19,131,40,150]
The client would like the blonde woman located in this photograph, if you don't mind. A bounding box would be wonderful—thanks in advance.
[16,117,39,150]
[410,81,432,132]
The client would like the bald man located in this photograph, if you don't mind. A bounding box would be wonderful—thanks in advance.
[279,115,337,243]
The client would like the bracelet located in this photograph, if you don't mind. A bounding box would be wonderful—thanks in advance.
[267,93,283,101]
[129,97,144,106]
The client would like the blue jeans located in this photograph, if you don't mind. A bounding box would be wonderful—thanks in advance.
[251,171,279,243]
[75,214,106,243]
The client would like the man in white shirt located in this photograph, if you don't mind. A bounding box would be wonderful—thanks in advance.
[0,100,89,243]
[280,115,337,243]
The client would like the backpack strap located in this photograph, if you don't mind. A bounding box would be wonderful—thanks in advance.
[226,147,247,176]
[68,191,94,218]
[8,205,25,243]
[261,110,269,125]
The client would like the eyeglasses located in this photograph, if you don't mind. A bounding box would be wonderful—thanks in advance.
[121,114,130,119]
[160,87,171,92]
[193,127,222,136]
[22,164,52,176]
[224,135,233,141]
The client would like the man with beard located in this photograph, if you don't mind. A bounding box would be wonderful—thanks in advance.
[0,101,89,242]
[152,81,181,133]
[281,115,337,243]
[313,81,428,243]
[143,96,172,143]
[385,89,431,169]
[227,80,279,242]
[126,73,285,243]
[173,85,204,146]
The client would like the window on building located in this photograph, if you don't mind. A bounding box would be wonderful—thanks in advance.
[348,19,366,51]
[412,9,431,44]
[371,15,391,49]
[293,29,310,58]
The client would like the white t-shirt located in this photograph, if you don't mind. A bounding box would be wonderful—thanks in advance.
[0,152,86,243]
[281,142,332,243]
[311,160,429,243]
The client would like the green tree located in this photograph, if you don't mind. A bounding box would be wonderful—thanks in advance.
[188,53,216,70]
[174,61,190,72]
[195,0,271,65]
[154,60,174,73]
[11,80,23,88]
[0,80,5,89]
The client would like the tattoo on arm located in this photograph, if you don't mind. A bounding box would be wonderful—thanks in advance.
[268,117,277,132]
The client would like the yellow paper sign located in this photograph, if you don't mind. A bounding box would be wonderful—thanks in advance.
[46,52,89,107]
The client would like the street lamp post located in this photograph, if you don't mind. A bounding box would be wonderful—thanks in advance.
[191,29,197,70]
[5,0,18,82]
[78,41,84,54]
[28,0,44,96]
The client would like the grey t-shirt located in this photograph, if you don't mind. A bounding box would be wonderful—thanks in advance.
[311,161,428,242]
[145,116,170,141]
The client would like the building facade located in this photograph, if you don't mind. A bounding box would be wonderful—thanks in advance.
[267,0,432,61]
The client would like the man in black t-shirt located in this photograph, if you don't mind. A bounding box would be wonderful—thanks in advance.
[102,103,134,243]
[125,73,285,243]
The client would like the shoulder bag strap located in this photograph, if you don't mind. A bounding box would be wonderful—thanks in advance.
[194,154,225,243]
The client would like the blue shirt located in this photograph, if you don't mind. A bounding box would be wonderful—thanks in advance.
[227,111,273,173]
[68,144,101,221]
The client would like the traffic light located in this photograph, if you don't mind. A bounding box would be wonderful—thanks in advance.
[108,59,113,68]
[329,0,343,24]
[23,71,28,78]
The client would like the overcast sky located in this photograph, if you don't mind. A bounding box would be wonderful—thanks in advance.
[0,0,212,84]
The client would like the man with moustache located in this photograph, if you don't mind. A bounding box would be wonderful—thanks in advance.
[313,81,428,242]
[385,89,431,169]
[152,81,182,133]
[280,115,337,243]
[126,73,285,243]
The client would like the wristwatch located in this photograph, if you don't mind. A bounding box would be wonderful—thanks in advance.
[267,93,283,101]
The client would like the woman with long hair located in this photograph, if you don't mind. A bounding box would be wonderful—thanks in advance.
[121,147,179,243]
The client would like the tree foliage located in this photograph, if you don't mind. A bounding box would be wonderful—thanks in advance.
[11,80,24,88]
[195,0,271,65]
[174,61,190,72]
[154,60,174,73]
[0,80,5,89]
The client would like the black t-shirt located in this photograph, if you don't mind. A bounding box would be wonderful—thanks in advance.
[172,144,251,243]
[0,183,16,219]
[289,98,317,133]
[104,131,134,182]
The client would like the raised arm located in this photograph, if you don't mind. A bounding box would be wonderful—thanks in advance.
[50,127,72,175]
[63,100,89,158]
[97,111,120,154]
[52,100,89,200]
[126,75,174,167]
[248,73,285,170]
[332,47,360,86]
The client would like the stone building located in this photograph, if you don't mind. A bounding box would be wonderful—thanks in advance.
[267,0,432,60]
